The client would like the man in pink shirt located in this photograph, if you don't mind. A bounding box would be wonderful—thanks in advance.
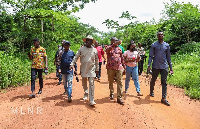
[94,41,106,81]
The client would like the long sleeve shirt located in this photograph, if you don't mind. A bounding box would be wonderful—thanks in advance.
[106,45,125,70]
[70,46,99,77]
[58,50,77,74]
[148,41,172,70]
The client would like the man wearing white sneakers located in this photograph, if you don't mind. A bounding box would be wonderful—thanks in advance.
[70,35,99,106]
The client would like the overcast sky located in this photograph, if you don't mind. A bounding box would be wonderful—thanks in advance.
[72,0,200,32]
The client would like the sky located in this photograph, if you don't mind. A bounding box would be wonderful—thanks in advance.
[72,0,200,32]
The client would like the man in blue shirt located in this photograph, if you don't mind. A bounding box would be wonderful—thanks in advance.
[148,31,173,106]
[58,41,77,102]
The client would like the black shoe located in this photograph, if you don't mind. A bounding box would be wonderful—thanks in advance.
[63,91,67,95]
[57,81,61,85]
[38,90,42,94]
[117,98,124,105]
[161,99,170,106]
[150,92,154,97]
[68,97,72,103]
[110,94,114,100]
[137,92,143,96]
[29,94,35,98]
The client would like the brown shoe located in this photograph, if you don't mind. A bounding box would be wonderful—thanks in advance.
[117,98,124,105]
[137,92,143,96]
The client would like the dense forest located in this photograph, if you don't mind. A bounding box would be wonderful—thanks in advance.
[0,0,199,99]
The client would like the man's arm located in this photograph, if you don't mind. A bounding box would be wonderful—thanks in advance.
[95,50,99,72]
[28,50,32,60]
[148,44,154,70]
[70,48,81,69]
[167,45,173,74]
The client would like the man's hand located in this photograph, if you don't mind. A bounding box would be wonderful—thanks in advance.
[123,69,126,75]
[58,69,61,73]
[69,65,73,71]
[169,70,173,74]
[147,65,151,71]
[74,70,77,76]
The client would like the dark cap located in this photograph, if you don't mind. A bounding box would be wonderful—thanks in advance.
[33,38,39,42]
[64,41,70,45]
[110,37,118,41]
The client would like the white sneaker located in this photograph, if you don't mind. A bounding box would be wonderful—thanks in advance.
[90,101,96,106]
[82,96,88,100]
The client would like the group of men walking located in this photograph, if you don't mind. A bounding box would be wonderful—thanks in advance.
[28,31,173,107]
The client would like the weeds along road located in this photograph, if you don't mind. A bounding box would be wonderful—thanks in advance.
[1,59,200,129]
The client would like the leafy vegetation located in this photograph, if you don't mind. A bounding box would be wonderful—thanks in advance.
[168,42,200,99]
[0,0,199,99]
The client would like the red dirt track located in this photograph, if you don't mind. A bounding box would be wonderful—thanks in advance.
[1,59,200,129]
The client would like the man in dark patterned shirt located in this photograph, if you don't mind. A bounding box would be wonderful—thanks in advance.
[106,37,126,105]
[148,31,173,106]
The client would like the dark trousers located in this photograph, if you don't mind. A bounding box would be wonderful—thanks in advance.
[56,66,62,82]
[138,60,144,75]
[150,68,168,99]
[31,68,43,92]
[97,62,102,79]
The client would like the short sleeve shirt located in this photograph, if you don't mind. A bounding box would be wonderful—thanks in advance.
[123,50,138,67]
[30,46,47,69]
[95,46,105,62]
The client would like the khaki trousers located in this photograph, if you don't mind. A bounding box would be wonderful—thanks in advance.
[82,77,95,103]
[107,69,123,99]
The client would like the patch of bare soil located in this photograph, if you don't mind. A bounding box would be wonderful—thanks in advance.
[1,59,200,129]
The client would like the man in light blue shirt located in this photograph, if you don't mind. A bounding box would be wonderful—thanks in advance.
[148,31,173,106]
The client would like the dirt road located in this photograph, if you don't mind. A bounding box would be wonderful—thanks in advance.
[1,59,200,129]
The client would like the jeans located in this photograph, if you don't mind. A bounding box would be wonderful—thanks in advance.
[138,59,144,75]
[125,65,141,93]
[62,71,73,97]
[56,66,62,82]
[31,68,43,92]
[150,68,168,99]
[96,62,102,79]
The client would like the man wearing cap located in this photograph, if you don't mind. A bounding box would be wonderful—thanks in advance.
[106,37,126,105]
[57,41,77,102]
[28,38,48,98]
[70,35,99,106]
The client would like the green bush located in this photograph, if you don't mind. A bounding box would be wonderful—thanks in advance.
[168,42,200,99]
[0,51,31,89]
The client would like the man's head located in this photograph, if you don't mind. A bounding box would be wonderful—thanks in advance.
[118,40,122,45]
[94,41,99,47]
[61,40,66,46]
[127,43,136,52]
[130,40,134,44]
[83,35,95,48]
[110,37,119,46]
[157,31,164,41]
[138,43,142,47]
[63,41,70,51]
[33,38,40,48]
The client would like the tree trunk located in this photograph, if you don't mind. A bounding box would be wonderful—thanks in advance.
[23,17,27,53]
[41,19,44,43]
[52,17,54,32]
